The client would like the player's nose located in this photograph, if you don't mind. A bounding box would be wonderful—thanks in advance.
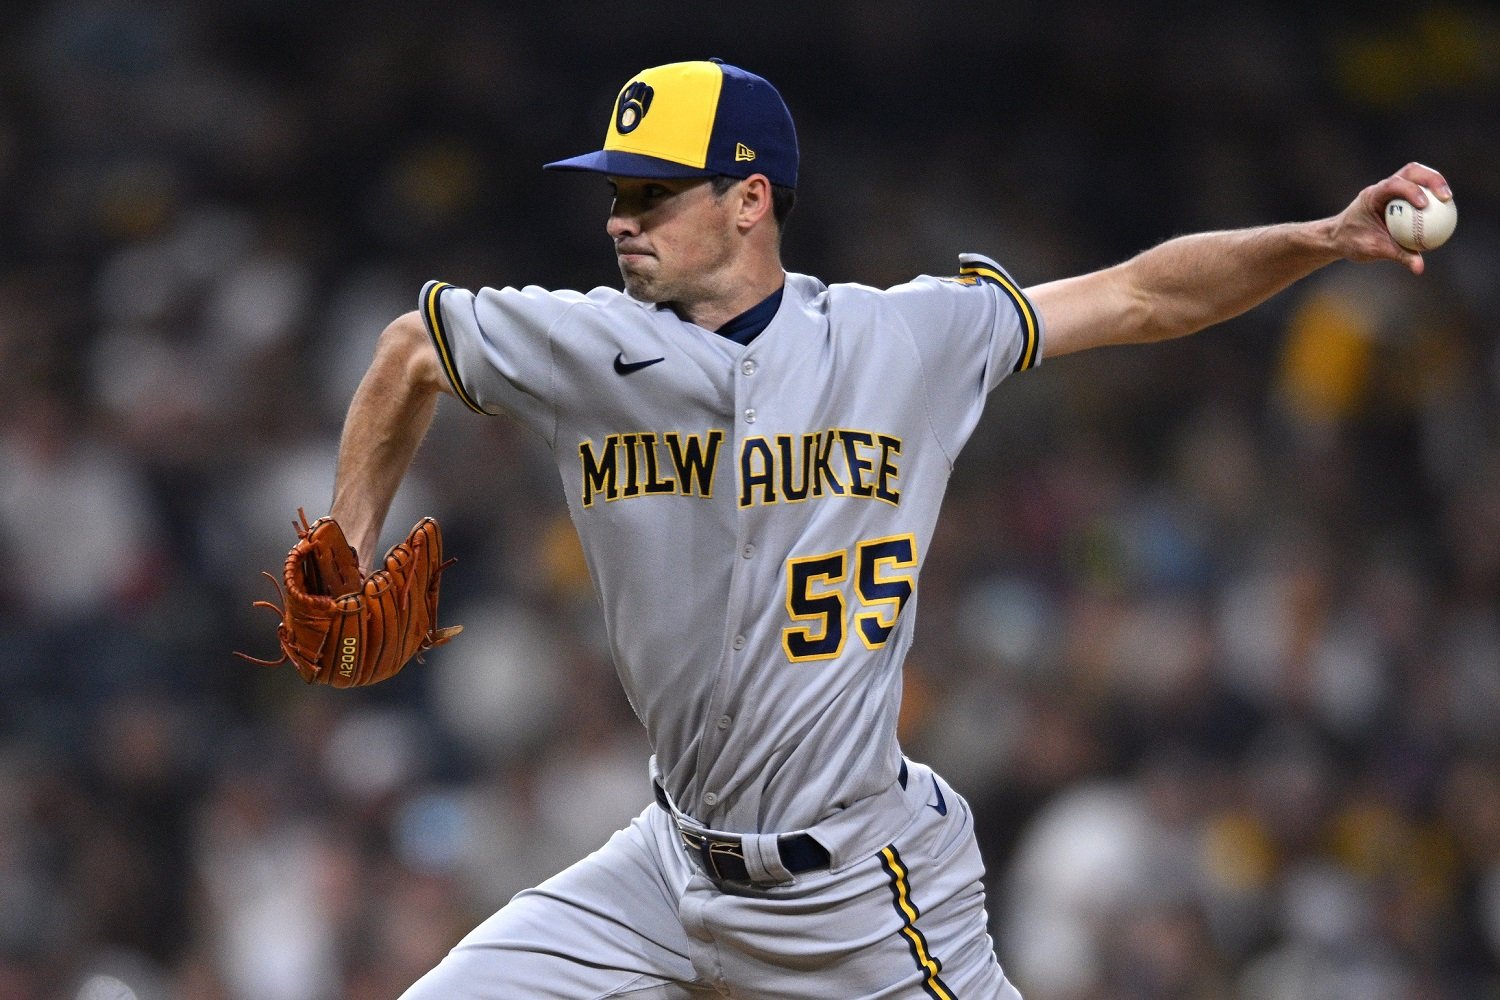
[606,204,640,240]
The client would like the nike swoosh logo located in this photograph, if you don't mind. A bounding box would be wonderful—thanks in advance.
[928,778,948,816]
[614,352,665,375]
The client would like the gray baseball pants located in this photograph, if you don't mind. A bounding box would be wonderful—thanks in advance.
[401,761,1021,999]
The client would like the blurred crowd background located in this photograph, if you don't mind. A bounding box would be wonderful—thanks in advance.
[2,2,1499,998]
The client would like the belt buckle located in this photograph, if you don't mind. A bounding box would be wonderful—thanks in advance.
[705,839,745,881]
[680,829,745,881]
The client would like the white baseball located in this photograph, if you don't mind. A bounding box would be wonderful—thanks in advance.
[1384,185,1457,252]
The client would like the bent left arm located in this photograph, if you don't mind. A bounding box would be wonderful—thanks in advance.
[1031,163,1452,359]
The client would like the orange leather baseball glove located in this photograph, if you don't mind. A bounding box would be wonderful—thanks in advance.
[238,511,462,687]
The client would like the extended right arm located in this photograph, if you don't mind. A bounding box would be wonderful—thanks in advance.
[330,311,451,573]
[1028,163,1451,359]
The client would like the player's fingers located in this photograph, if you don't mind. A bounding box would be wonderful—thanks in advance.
[1366,218,1426,273]
[1400,247,1425,276]
[1361,213,1425,272]
[1340,195,1423,272]
[1365,175,1427,215]
[1393,162,1453,203]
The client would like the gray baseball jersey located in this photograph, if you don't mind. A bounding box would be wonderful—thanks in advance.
[421,251,1040,839]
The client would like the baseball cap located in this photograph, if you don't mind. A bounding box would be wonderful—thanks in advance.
[544,59,799,189]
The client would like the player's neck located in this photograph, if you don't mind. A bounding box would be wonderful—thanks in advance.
[672,260,786,333]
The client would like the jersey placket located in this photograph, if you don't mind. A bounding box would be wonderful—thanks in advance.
[692,346,764,823]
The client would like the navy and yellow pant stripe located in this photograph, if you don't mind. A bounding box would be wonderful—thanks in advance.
[879,845,957,999]
[958,263,1040,373]
[422,280,488,415]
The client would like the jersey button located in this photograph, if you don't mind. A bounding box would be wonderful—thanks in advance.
[741,359,757,377]
[744,408,757,423]
[732,635,746,650]
[717,715,732,730]
[703,792,719,806]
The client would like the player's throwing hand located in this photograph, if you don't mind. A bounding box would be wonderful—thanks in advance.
[1335,161,1454,274]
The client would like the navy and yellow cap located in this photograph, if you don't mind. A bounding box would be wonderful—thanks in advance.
[544,60,798,189]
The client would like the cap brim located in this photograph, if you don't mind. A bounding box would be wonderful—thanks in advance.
[542,149,716,179]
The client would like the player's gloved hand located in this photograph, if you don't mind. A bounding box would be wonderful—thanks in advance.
[237,510,462,687]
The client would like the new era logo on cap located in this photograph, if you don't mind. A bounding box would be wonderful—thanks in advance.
[543,60,798,188]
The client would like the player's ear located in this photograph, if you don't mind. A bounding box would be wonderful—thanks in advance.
[734,174,774,232]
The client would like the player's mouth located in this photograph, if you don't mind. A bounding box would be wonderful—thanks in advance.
[615,241,654,262]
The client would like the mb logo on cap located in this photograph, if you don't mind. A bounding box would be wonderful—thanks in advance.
[616,81,653,135]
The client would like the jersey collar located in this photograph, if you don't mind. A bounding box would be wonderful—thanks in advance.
[714,284,785,346]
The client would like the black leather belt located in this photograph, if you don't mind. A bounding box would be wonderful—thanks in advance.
[654,782,829,884]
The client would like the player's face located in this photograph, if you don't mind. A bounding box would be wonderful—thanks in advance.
[606,176,739,307]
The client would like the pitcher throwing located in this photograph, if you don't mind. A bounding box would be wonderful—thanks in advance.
[305,59,1450,998]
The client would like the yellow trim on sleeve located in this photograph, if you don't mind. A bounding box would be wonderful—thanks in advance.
[422,281,488,415]
[959,264,1041,372]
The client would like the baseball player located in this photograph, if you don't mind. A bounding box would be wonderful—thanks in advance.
[321,59,1450,998]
